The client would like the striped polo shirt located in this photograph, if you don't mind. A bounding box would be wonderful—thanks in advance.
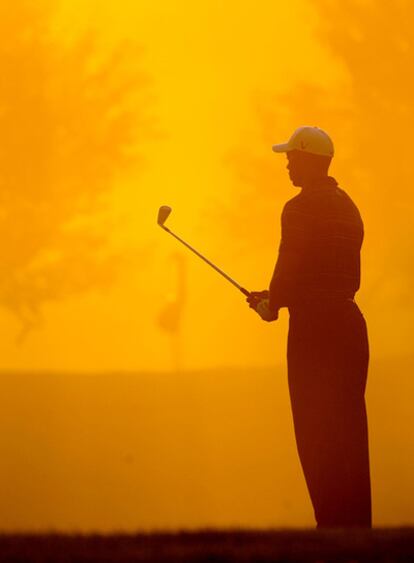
[269,176,364,311]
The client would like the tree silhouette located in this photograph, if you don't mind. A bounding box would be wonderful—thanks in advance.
[313,0,414,308]
[0,2,154,341]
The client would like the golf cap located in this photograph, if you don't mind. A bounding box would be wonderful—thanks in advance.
[272,126,334,157]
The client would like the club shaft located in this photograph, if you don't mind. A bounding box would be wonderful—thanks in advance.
[162,226,250,297]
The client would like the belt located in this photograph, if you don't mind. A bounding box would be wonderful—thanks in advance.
[288,296,355,311]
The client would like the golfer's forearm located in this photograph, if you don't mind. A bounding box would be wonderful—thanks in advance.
[269,275,293,311]
[268,247,302,310]
[269,203,308,310]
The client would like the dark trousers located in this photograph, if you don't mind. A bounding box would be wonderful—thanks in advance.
[287,300,371,528]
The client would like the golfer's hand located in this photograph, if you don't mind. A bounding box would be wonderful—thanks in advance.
[246,290,269,310]
[246,291,278,322]
[255,299,278,322]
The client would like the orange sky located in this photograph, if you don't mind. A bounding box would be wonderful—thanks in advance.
[1,0,414,532]
[0,0,350,372]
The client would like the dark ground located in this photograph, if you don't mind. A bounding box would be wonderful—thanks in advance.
[1,529,414,563]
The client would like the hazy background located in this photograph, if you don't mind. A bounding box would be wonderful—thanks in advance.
[0,0,413,530]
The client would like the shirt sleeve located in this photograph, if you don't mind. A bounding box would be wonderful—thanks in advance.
[268,202,308,312]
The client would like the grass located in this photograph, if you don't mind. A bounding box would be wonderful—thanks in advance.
[1,528,414,562]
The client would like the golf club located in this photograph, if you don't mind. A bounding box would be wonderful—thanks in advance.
[157,205,250,297]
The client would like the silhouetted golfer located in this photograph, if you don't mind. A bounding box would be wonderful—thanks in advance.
[248,126,371,528]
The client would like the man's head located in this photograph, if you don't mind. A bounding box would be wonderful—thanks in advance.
[272,126,334,188]
[286,150,332,187]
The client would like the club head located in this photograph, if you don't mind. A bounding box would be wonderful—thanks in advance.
[157,205,172,227]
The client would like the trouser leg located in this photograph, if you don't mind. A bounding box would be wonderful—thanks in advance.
[287,303,371,528]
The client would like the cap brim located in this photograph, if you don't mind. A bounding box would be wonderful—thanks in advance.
[272,143,290,153]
